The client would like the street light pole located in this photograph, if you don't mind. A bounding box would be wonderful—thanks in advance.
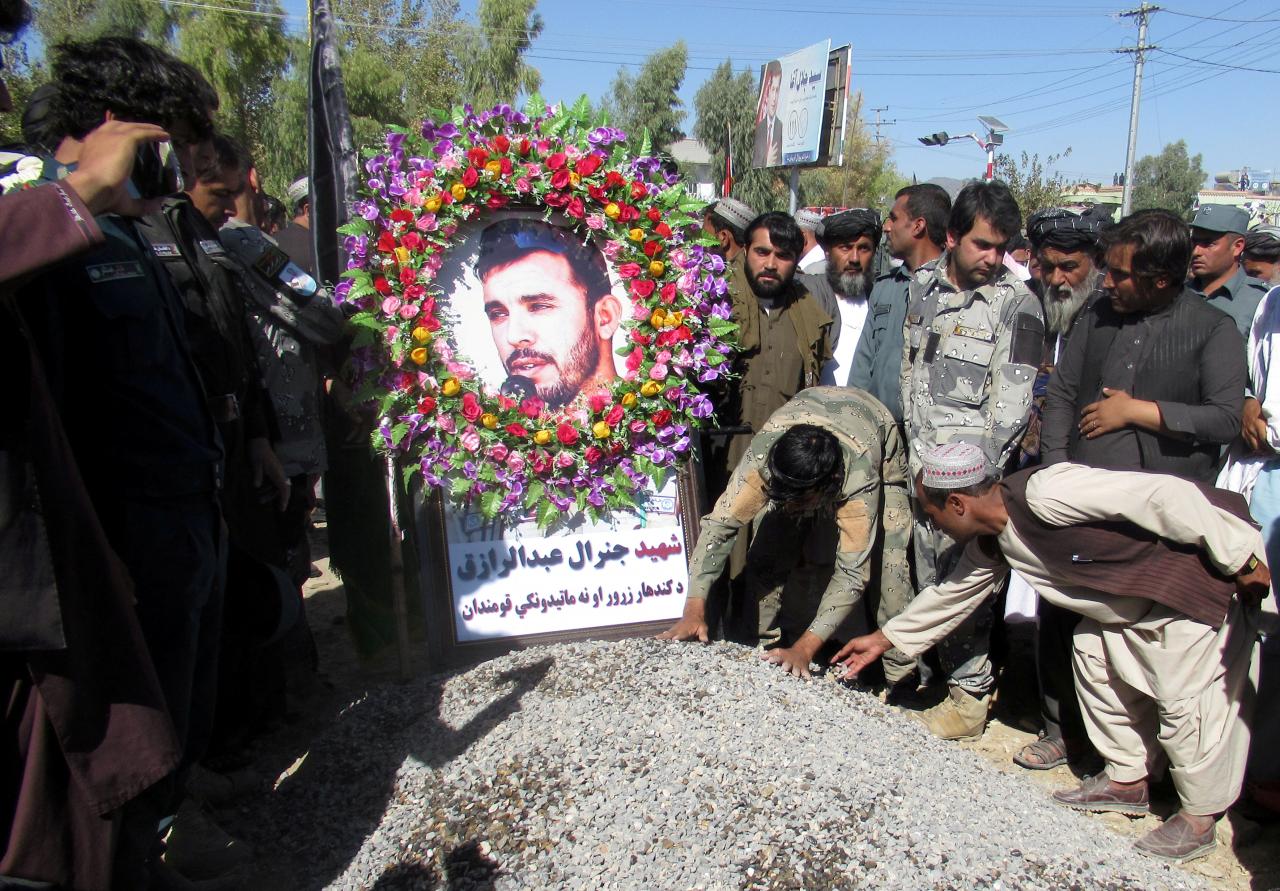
[1119,4,1159,217]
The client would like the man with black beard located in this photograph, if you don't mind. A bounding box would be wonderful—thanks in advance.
[478,219,622,409]
[809,208,880,386]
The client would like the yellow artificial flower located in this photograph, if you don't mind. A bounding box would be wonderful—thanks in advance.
[484,160,502,175]
[424,195,442,212]
[640,380,662,397]
[411,326,432,344]
[441,378,461,396]
[409,347,429,366]
[591,421,612,439]
[394,246,410,265]
[569,172,581,187]
[628,228,645,242]
[621,392,637,408]
[604,203,621,219]
[533,429,553,445]
[665,311,685,328]
[450,183,467,201]
[648,260,665,277]
[649,308,667,328]
[481,413,499,429]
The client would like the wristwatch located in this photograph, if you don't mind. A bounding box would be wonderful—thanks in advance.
[1242,555,1261,574]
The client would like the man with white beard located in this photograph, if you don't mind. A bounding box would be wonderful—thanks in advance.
[1028,207,1109,362]
[809,208,881,386]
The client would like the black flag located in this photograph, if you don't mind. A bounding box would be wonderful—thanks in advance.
[308,0,358,287]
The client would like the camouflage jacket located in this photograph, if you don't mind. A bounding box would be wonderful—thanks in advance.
[688,386,909,641]
[900,254,1043,476]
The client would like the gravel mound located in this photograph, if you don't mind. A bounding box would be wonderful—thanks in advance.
[258,638,1206,890]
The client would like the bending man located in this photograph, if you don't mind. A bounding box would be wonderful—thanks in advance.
[836,442,1267,863]
[660,386,913,681]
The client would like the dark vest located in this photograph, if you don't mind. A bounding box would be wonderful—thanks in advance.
[1071,288,1234,482]
[999,467,1254,628]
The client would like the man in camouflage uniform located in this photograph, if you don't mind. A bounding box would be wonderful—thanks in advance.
[660,387,914,682]
[901,180,1044,738]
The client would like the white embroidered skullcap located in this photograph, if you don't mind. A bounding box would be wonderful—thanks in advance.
[921,442,990,489]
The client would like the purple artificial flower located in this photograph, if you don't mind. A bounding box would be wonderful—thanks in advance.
[354,199,380,221]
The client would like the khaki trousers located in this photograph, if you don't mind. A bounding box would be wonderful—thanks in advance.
[1072,601,1258,815]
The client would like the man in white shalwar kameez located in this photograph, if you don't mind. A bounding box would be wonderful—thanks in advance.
[834,442,1269,863]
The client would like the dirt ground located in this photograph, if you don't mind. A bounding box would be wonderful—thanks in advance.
[218,521,1280,890]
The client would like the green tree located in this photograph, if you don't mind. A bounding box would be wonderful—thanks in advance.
[1131,139,1207,219]
[460,0,542,110]
[604,41,687,153]
[174,1,290,157]
[799,92,905,210]
[0,43,41,146]
[33,0,170,47]
[692,58,786,213]
[993,148,1073,226]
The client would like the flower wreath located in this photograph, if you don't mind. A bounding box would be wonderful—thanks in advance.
[338,97,737,529]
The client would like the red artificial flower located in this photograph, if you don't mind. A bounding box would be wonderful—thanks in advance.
[655,222,673,237]
[566,196,585,219]
[531,452,552,476]
[549,168,571,190]
[377,230,397,252]
[399,266,417,285]
[605,171,626,188]
[421,313,442,332]
[617,262,642,279]
[589,391,609,414]
[642,240,663,258]
[467,147,490,166]
[646,207,661,223]
[505,423,529,437]
[630,181,647,200]
[630,279,656,299]
[517,138,532,156]
[556,422,579,445]
[576,154,603,177]
[605,404,625,426]
[417,396,437,414]
[546,152,568,170]
[584,445,603,464]
[659,282,677,304]
[653,409,672,427]
[617,204,640,222]
[500,157,514,175]
[609,441,624,456]
[374,276,392,295]
[665,387,682,401]
[487,193,509,210]
[625,346,643,372]
[493,134,511,154]
[631,331,652,346]
[397,372,416,390]
[657,326,692,346]
[391,208,415,225]
[438,190,453,205]
[404,284,427,302]
[587,184,608,202]
[461,166,479,188]
[460,392,482,422]
[520,396,544,418]
[544,192,569,208]
[400,231,423,252]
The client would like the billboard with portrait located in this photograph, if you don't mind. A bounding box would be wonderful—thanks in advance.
[752,40,831,169]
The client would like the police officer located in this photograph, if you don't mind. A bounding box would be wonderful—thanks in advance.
[900,179,1043,740]
[1188,204,1267,339]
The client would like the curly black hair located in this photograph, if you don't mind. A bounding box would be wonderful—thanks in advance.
[764,424,844,505]
[48,37,217,142]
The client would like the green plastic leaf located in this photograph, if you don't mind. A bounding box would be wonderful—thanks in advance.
[389,422,409,446]
[480,489,503,518]
[536,499,560,530]
[478,462,499,484]
[651,466,669,492]
[640,128,653,158]
[401,463,418,487]
[450,477,471,499]
[526,480,545,506]
[525,92,547,118]
[705,350,727,366]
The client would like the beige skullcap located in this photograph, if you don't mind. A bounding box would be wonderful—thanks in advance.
[794,208,824,232]
[286,176,310,209]
[712,197,757,231]
[921,442,989,490]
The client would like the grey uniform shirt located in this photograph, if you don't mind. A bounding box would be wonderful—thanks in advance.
[848,259,939,422]
[1191,266,1267,340]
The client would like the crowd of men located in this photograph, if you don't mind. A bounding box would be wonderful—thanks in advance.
[664,181,1280,864]
[3,3,1280,885]
[0,17,344,890]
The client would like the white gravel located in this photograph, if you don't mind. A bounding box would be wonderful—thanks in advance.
[258,638,1207,890]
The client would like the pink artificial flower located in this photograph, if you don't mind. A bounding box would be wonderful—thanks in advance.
[515,177,532,194]
[415,212,438,232]
[460,429,481,452]
[490,442,509,462]
[585,213,606,230]
[556,451,575,468]
[655,349,673,364]
[399,303,419,320]
[381,296,402,316]
[601,241,624,261]
[649,363,669,381]
[438,413,456,434]
[506,451,525,473]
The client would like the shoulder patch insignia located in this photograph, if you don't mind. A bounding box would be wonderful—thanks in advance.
[198,239,227,256]
[151,242,182,258]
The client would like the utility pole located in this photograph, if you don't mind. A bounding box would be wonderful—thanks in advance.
[870,106,896,145]
[1118,3,1159,217]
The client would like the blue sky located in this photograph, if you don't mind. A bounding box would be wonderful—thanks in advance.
[295,0,1280,187]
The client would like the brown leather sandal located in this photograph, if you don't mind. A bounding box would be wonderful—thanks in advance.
[1013,734,1070,770]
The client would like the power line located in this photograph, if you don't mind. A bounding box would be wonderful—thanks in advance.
[1160,7,1280,22]
[1154,48,1280,73]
